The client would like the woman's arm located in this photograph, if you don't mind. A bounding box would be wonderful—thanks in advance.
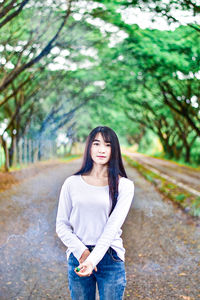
[84,179,134,269]
[56,179,88,260]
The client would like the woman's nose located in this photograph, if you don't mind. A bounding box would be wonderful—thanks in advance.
[99,146,105,153]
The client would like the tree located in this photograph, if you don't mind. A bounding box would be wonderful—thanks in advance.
[87,15,200,162]
[101,0,200,32]
[0,0,72,95]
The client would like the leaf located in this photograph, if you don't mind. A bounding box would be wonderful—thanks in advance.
[180,296,193,300]
[178,272,187,276]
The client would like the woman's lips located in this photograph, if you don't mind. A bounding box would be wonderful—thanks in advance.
[97,156,106,158]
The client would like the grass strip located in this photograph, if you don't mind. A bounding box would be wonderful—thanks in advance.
[58,154,81,162]
[0,154,81,192]
[123,154,200,218]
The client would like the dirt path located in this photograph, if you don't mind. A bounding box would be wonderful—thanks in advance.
[124,152,200,193]
[0,159,199,300]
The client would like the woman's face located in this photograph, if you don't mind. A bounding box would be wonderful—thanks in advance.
[90,133,111,165]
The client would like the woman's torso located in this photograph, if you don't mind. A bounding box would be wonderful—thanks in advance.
[64,175,128,261]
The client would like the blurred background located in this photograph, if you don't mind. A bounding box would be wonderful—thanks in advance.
[0,0,200,171]
[0,2,200,299]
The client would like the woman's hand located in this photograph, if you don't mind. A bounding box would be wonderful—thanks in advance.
[74,260,94,277]
[79,249,90,264]
[75,249,97,276]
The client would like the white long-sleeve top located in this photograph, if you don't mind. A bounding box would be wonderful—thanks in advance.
[56,174,134,268]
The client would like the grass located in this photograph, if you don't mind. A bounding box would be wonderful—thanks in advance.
[58,154,81,162]
[123,154,200,218]
[148,151,200,169]
[0,154,81,173]
[0,154,81,192]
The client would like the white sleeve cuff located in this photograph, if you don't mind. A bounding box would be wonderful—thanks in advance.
[73,244,88,261]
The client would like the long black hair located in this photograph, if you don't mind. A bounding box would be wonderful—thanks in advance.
[74,126,127,214]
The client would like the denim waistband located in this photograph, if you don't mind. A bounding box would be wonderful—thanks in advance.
[86,245,114,254]
[86,245,95,251]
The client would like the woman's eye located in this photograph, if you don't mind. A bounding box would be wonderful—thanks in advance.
[93,143,99,146]
[106,144,111,147]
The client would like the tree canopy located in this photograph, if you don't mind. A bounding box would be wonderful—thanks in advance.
[0,0,199,170]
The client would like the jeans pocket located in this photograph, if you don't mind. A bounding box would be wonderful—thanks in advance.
[109,248,123,262]
[68,253,79,267]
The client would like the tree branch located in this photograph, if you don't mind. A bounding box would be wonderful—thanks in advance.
[0,75,32,107]
[0,0,72,93]
[0,0,17,19]
[0,0,30,29]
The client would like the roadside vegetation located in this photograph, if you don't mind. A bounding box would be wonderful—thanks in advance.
[124,155,200,218]
[0,154,79,192]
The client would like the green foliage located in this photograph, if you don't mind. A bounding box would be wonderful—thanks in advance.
[190,197,200,217]
[175,194,186,203]
[138,131,160,154]
[0,146,5,168]
[0,0,199,169]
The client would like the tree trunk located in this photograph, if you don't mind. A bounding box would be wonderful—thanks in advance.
[185,145,191,163]
[29,139,32,163]
[33,139,39,163]
[12,134,17,167]
[38,135,42,161]
[0,136,9,172]
[171,143,182,160]
[18,138,23,165]
[159,135,174,158]
[24,137,27,164]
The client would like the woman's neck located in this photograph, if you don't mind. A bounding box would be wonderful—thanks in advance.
[88,164,108,178]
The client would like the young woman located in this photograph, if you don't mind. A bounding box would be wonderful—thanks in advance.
[56,126,134,300]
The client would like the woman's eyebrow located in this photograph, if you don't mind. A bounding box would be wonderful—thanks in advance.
[93,139,111,143]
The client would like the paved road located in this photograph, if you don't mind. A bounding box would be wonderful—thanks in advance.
[0,159,199,299]
[124,151,200,193]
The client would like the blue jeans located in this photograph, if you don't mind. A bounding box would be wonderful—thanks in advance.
[67,246,126,300]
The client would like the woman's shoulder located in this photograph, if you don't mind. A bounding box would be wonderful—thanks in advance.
[63,174,80,186]
[119,176,134,188]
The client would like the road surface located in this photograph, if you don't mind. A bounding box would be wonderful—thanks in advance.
[0,159,199,299]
